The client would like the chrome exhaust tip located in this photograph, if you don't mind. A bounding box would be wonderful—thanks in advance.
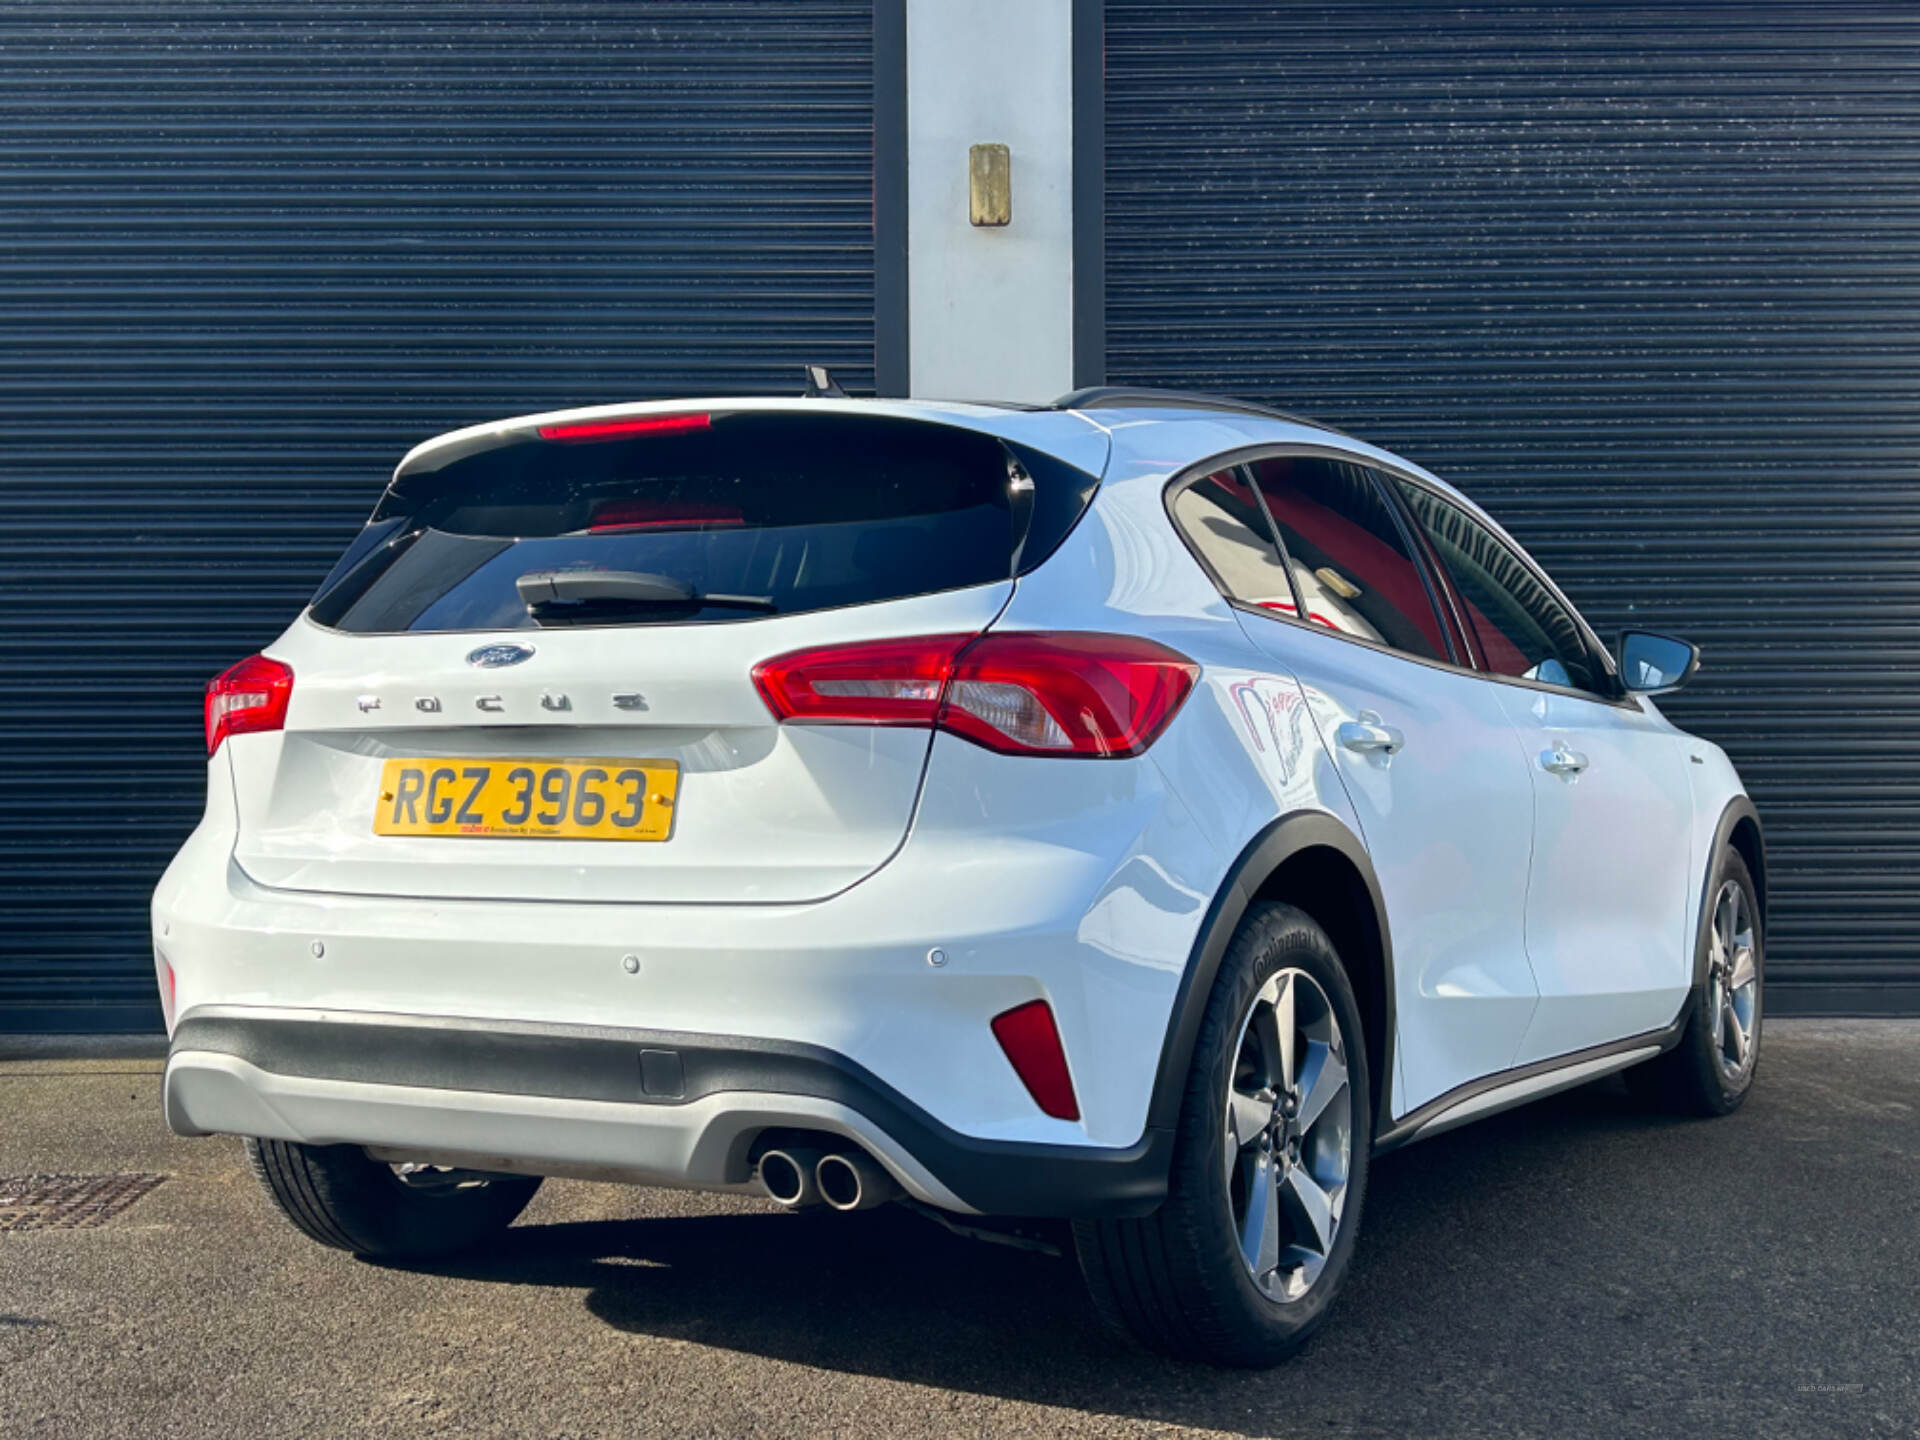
[758,1147,826,1208]
[815,1150,900,1212]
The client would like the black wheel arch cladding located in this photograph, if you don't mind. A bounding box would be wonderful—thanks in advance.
[1696,795,1765,989]
[1147,809,1396,1140]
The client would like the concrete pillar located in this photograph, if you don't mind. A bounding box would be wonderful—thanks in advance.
[904,0,1079,403]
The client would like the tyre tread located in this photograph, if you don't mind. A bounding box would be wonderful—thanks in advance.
[1627,849,1762,1118]
[244,1137,540,1258]
[1075,901,1372,1366]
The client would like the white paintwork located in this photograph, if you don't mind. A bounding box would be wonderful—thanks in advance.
[156,700,1221,1151]
[234,584,1011,904]
[906,0,1075,401]
[1496,684,1697,1063]
[150,394,1753,1213]
[1238,616,1542,1115]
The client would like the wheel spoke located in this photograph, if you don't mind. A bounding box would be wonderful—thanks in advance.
[1223,966,1351,1304]
[1294,1045,1348,1134]
[1260,972,1297,1091]
[1703,880,1760,1079]
[1281,1165,1336,1255]
[1226,1087,1275,1182]
[1239,1149,1280,1278]
[1723,1002,1749,1066]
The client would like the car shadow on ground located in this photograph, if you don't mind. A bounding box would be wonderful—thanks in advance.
[385,1078,1756,1435]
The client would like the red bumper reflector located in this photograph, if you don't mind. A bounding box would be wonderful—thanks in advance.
[538,413,711,443]
[991,1000,1080,1121]
[156,951,176,1033]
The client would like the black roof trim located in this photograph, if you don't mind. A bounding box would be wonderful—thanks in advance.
[1050,386,1352,438]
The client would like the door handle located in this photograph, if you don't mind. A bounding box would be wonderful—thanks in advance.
[1336,710,1404,755]
[1540,744,1589,776]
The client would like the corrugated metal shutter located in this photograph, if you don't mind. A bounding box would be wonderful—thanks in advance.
[1106,2,1920,1013]
[0,2,876,1031]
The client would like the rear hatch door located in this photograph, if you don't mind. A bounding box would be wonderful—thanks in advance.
[228,407,1100,904]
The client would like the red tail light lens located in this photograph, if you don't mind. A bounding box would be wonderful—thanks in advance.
[538,412,711,443]
[991,1000,1080,1121]
[204,654,293,754]
[752,634,976,727]
[752,632,1197,758]
[941,632,1198,757]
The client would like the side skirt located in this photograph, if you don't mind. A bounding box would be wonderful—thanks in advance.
[1372,1000,1692,1153]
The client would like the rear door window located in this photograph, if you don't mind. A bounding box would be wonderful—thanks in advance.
[1248,457,1452,662]
[310,412,1097,633]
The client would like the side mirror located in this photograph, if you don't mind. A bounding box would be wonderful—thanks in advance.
[1617,631,1700,695]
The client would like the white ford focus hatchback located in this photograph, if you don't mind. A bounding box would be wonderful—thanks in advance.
[154,388,1764,1365]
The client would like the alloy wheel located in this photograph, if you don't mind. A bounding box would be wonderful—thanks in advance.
[1705,878,1760,1083]
[1223,967,1353,1302]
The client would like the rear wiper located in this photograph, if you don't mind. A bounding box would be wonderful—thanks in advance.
[515,569,777,617]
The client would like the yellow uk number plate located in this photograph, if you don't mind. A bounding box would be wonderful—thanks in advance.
[373,758,680,841]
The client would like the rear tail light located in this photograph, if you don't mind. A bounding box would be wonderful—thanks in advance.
[538,412,711,443]
[752,634,976,728]
[204,654,293,754]
[991,1000,1080,1120]
[943,632,1198,757]
[752,632,1197,758]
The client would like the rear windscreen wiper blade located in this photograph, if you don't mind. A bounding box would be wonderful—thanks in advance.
[516,569,777,615]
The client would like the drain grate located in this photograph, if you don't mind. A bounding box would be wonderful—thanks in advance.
[0,1174,167,1232]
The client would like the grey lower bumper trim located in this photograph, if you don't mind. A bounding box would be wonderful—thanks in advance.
[164,1006,1177,1218]
[164,1049,976,1212]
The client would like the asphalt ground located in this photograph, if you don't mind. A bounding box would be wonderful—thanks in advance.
[0,1019,1914,1440]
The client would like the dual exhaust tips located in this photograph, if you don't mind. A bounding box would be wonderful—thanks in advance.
[758,1145,899,1212]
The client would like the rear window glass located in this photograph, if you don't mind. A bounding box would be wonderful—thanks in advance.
[310,412,1098,634]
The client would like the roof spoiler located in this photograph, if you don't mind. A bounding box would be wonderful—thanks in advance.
[1050,386,1350,439]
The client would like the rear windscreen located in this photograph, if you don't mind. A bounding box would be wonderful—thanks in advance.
[309,412,1098,634]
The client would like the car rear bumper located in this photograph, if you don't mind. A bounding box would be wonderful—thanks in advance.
[152,733,1229,1153]
[163,1007,1173,1218]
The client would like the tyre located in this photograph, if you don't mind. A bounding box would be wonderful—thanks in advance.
[1074,902,1371,1367]
[1626,848,1763,1116]
[246,1138,542,1258]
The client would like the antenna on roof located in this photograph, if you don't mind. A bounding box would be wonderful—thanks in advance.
[802,364,848,399]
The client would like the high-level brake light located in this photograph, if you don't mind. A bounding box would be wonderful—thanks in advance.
[537,412,712,443]
[588,499,745,533]
[752,632,1197,758]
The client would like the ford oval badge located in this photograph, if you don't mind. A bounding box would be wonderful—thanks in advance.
[467,643,535,669]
